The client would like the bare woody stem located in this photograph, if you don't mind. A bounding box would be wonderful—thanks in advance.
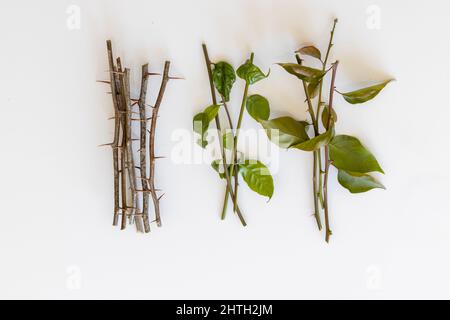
[295,54,322,230]
[149,61,171,227]
[232,53,254,214]
[323,61,339,243]
[122,68,144,233]
[219,99,235,220]
[138,64,151,233]
[106,41,121,226]
[201,43,246,226]
[316,18,338,208]
[116,57,129,230]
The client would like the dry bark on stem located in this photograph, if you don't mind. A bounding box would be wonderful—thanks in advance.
[148,61,171,227]
[115,58,129,230]
[106,41,121,226]
[120,68,144,232]
[323,61,339,243]
[138,64,151,233]
[201,44,246,226]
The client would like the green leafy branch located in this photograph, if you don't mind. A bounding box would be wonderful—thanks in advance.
[253,19,393,242]
[193,44,273,226]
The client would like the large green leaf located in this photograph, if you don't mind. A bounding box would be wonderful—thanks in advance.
[237,59,269,85]
[278,63,326,82]
[329,135,384,173]
[260,116,309,149]
[291,127,334,151]
[321,105,338,128]
[338,170,385,193]
[246,94,270,121]
[193,105,220,148]
[339,80,393,104]
[239,160,274,199]
[212,61,236,102]
[296,45,322,60]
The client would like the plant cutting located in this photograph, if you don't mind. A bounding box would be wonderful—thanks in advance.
[99,40,177,233]
[193,44,274,226]
[253,19,393,242]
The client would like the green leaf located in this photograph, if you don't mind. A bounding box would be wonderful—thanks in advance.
[307,80,320,99]
[260,116,309,148]
[277,63,326,82]
[246,94,270,121]
[239,160,274,199]
[339,80,393,104]
[211,159,230,179]
[222,131,234,150]
[237,59,269,85]
[329,135,384,173]
[296,45,322,60]
[321,106,338,128]
[291,127,334,151]
[193,105,220,148]
[212,61,236,102]
[203,104,220,122]
[338,170,385,193]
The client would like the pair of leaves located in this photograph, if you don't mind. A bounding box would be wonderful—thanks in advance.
[260,116,309,148]
[329,135,384,193]
[237,59,270,85]
[211,159,274,199]
[278,63,326,83]
[259,116,333,151]
[193,105,220,148]
[339,80,393,104]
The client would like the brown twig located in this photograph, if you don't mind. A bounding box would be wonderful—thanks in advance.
[115,57,129,230]
[138,64,151,233]
[149,61,171,227]
[106,40,121,226]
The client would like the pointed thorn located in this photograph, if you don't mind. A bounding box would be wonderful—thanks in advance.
[146,72,161,76]
[157,193,165,201]
[168,76,184,80]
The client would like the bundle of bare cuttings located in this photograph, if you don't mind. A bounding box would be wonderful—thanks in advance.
[99,40,179,233]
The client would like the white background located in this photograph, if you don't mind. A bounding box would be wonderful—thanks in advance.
[1,0,449,299]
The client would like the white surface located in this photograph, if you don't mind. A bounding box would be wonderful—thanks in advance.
[1,0,449,299]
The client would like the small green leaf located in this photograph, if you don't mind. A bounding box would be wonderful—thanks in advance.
[338,170,385,193]
[321,106,338,128]
[222,131,234,150]
[291,127,334,151]
[193,105,220,148]
[307,80,320,99]
[329,135,384,174]
[296,45,322,60]
[237,59,269,85]
[211,159,230,179]
[260,116,309,148]
[339,80,393,104]
[212,61,236,102]
[278,63,326,83]
[246,94,270,121]
[203,104,220,122]
[239,160,274,199]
